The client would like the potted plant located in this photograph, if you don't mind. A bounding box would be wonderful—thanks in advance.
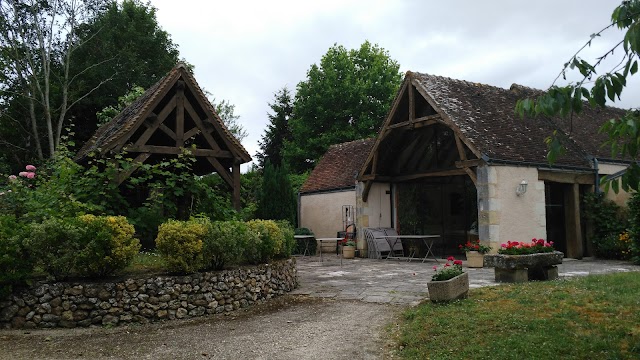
[427,256,469,302]
[342,240,356,259]
[459,239,492,268]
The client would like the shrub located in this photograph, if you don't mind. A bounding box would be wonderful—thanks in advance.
[628,193,640,264]
[582,192,628,259]
[202,220,256,270]
[76,215,140,277]
[0,216,33,297]
[155,218,207,273]
[276,220,296,258]
[246,219,285,263]
[24,217,87,280]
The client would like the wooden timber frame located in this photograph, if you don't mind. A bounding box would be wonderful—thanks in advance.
[358,72,483,202]
[76,64,251,210]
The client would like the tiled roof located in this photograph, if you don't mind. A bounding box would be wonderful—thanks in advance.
[75,63,251,162]
[412,72,627,168]
[300,138,375,193]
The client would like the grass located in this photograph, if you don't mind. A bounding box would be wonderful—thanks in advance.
[394,272,640,360]
[122,251,167,275]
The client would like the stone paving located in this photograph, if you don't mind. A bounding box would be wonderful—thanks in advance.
[291,254,640,305]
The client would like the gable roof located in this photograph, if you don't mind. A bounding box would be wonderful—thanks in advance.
[76,63,251,165]
[300,138,375,194]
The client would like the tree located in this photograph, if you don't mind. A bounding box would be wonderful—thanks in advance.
[211,98,248,143]
[516,0,640,193]
[257,87,293,168]
[284,41,402,173]
[257,161,296,225]
[0,0,107,160]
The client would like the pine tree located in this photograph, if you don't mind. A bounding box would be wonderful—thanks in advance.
[257,161,296,225]
[257,87,293,168]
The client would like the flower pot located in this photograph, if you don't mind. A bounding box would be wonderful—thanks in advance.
[342,245,355,259]
[427,272,469,303]
[465,251,484,268]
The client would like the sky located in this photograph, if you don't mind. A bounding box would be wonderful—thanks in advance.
[151,0,635,171]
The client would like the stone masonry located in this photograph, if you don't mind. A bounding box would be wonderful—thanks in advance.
[0,259,297,329]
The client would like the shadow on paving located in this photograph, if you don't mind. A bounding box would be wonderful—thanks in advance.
[293,255,640,305]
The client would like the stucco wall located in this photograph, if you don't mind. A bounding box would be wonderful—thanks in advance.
[477,165,546,253]
[299,190,356,238]
[355,182,391,252]
[598,162,633,206]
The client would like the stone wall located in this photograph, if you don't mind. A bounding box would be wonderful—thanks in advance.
[0,259,297,329]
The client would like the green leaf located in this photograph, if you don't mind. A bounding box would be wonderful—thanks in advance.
[631,60,638,75]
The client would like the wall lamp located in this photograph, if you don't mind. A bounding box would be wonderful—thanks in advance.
[516,179,528,196]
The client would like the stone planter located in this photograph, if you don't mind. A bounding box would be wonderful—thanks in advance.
[465,251,484,268]
[484,251,563,283]
[427,272,469,303]
[342,245,355,259]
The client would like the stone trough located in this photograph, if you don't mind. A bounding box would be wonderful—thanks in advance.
[484,251,564,283]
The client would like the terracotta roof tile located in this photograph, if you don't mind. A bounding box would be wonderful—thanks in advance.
[301,138,375,193]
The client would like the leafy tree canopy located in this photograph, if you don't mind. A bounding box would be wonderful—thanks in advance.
[516,0,640,193]
[284,41,402,173]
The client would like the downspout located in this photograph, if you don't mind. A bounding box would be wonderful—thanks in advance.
[297,192,301,228]
[593,158,600,194]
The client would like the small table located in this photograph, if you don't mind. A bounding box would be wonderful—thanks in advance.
[380,235,440,263]
[294,235,314,256]
[315,238,344,265]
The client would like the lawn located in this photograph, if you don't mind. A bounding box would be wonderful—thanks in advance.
[394,272,640,360]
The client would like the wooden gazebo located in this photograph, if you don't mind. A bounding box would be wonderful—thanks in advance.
[76,63,251,210]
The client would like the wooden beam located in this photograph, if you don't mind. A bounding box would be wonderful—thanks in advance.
[454,134,467,161]
[386,114,442,131]
[463,167,477,186]
[362,180,373,203]
[183,127,200,140]
[455,159,483,168]
[124,144,232,158]
[538,170,593,184]
[360,174,392,182]
[158,124,177,140]
[116,153,151,185]
[409,84,415,122]
[134,95,177,146]
[207,157,233,187]
[176,81,185,147]
[184,100,221,151]
[392,168,467,182]
[232,161,241,211]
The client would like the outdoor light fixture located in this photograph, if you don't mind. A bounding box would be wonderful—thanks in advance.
[516,179,528,196]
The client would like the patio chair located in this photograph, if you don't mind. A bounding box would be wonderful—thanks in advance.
[382,227,404,258]
[364,227,391,259]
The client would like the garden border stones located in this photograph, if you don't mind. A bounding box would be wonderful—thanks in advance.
[0,259,297,329]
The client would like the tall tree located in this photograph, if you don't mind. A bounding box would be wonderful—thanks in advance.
[68,0,180,149]
[284,41,402,173]
[257,86,293,168]
[211,98,248,143]
[515,0,640,193]
[257,161,296,225]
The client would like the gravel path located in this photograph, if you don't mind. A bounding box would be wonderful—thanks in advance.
[0,296,399,360]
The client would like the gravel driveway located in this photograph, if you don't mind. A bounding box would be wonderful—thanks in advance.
[0,296,399,360]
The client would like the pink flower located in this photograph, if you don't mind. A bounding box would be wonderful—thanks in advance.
[447,256,455,261]
[25,172,35,179]
[8,175,17,181]
[18,172,28,177]
[433,266,437,271]
[453,260,463,266]
[501,243,507,248]
[25,165,36,171]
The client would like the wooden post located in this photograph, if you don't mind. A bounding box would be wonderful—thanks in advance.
[232,161,241,211]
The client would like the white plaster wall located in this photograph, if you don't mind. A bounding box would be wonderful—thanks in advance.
[299,190,356,238]
[598,162,633,206]
[355,182,391,252]
[477,165,546,253]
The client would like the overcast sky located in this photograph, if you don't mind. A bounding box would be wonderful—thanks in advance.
[151,0,634,171]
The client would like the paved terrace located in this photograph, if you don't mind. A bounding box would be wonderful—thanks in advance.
[292,255,640,305]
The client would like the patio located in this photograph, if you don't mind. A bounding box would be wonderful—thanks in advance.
[292,256,640,305]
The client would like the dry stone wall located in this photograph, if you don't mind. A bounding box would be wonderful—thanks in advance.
[0,259,297,329]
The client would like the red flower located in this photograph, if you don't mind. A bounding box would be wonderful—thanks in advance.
[453,260,463,265]
[447,256,455,261]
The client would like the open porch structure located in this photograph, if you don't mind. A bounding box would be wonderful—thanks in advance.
[356,71,631,259]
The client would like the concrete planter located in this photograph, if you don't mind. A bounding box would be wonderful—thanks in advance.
[342,245,355,259]
[465,251,484,268]
[484,251,563,283]
[427,272,469,303]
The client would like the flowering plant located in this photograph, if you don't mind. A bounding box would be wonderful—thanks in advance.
[431,256,464,281]
[459,238,492,254]
[498,238,555,255]
[343,240,356,247]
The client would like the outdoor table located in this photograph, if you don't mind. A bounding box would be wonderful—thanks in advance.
[293,235,314,256]
[380,235,440,263]
[315,237,344,265]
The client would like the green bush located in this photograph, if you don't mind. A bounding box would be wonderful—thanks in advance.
[24,217,87,280]
[276,220,296,258]
[246,219,285,263]
[583,192,628,259]
[76,215,140,277]
[202,220,256,270]
[155,218,207,273]
[628,193,640,264]
[0,216,33,297]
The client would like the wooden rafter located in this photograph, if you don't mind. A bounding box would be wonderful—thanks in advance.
[184,100,221,151]
[175,81,185,147]
[133,95,177,146]
[362,180,373,203]
[386,114,442,131]
[124,144,232,158]
[207,156,233,186]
